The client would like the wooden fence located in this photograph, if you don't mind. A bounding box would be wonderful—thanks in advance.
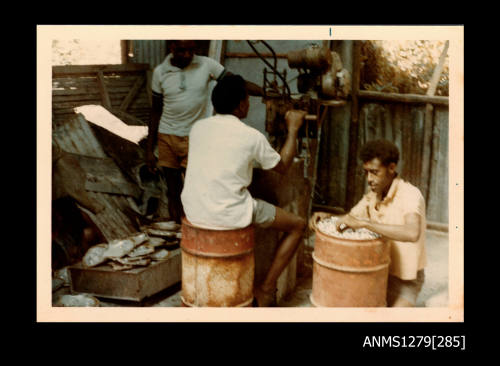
[314,41,449,226]
[315,101,449,225]
[52,64,152,128]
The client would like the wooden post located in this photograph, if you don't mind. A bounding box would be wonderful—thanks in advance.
[421,41,449,203]
[97,71,112,110]
[120,40,129,64]
[119,75,145,112]
[146,70,153,108]
[345,40,361,210]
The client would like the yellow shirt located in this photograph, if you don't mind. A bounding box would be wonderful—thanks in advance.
[349,177,427,280]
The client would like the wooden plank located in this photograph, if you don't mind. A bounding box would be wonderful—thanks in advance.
[53,95,103,103]
[358,90,448,106]
[422,41,449,204]
[427,108,449,223]
[410,108,424,187]
[53,86,136,96]
[225,52,288,58]
[53,93,146,104]
[345,40,361,210]
[53,101,100,110]
[401,105,412,182]
[53,63,150,76]
[421,104,434,201]
[97,71,112,110]
[146,70,153,107]
[54,74,144,85]
[119,75,146,111]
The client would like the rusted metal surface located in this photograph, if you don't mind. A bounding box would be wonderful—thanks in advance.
[287,46,332,71]
[311,227,390,307]
[52,114,140,241]
[68,248,182,302]
[180,218,255,307]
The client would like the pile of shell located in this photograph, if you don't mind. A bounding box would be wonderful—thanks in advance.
[317,216,380,240]
[82,221,182,271]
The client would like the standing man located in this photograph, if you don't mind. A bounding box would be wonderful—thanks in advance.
[311,140,427,307]
[146,40,262,223]
[181,74,307,307]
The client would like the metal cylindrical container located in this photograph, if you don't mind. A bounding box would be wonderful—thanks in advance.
[287,45,332,71]
[310,227,390,307]
[180,218,255,307]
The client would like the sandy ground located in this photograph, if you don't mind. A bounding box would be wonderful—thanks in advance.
[53,229,449,308]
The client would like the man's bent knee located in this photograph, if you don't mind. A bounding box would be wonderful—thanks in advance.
[270,206,306,233]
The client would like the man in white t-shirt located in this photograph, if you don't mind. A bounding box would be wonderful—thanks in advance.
[146,40,262,223]
[181,74,307,307]
[311,140,427,307]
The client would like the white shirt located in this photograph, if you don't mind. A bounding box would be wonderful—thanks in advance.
[151,54,225,137]
[181,114,281,230]
[350,177,427,280]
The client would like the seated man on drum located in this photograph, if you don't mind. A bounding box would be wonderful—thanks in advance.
[311,140,427,307]
[181,74,307,307]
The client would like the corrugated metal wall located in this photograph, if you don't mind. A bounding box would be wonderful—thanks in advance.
[127,40,167,70]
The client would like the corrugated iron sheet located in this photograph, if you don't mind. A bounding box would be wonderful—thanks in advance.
[52,113,139,241]
[130,40,167,70]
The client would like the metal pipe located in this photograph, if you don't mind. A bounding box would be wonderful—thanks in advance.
[246,40,291,97]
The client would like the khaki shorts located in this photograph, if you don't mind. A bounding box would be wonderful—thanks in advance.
[252,198,276,228]
[157,133,189,169]
[387,269,425,306]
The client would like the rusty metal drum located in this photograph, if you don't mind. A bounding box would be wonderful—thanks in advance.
[180,218,255,307]
[287,45,332,71]
[310,227,391,307]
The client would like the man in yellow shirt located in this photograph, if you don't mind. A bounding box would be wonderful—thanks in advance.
[311,140,426,307]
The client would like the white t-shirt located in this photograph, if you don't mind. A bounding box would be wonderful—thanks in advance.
[181,114,281,230]
[151,54,225,137]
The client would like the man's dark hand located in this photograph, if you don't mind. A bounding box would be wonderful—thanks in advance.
[309,211,332,231]
[335,214,366,232]
[146,152,158,173]
[285,109,307,133]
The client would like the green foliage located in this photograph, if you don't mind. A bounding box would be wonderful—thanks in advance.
[360,41,449,96]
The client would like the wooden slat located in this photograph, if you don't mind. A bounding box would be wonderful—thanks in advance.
[97,71,112,110]
[53,86,136,96]
[225,52,287,58]
[119,75,145,111]
[345,40,362,210]
[422,41,449,203]
[358,90,448,106]
[54,75,143,86]
[146,70,153,107]
[52,63,150,76]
